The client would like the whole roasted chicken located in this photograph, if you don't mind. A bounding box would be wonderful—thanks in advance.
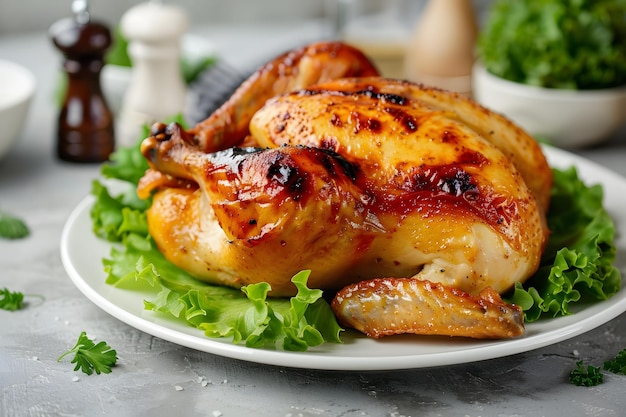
[138,42,552,339]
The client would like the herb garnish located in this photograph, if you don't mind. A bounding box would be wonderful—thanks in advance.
[0,288,25,311]
[0,210,29,239]
[569,348,626,386]
[569,361,604,386]
[603,348,626,375]
[57,331,118,375]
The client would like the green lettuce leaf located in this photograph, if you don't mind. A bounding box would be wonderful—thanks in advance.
[101,138,150,185]
[506,166,621,322]
[101,227,342,350]
[478,0,626,89]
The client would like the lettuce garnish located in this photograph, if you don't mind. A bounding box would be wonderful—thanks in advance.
[506,166,621,321]
[91,143,621,348]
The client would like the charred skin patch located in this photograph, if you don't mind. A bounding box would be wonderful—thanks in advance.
[265,152,308,200]
[203,145,364,246]
[299,85,408,106]
[315,147,359,182]
[349,111,385,135]
[353,88,408,106]
[319,136,340,152]
[206,146,360,207]
[330,113,342,127]
[430,168,475,197]
[301,85,414,134]
[372,164,511,229]
[383,107,418,133]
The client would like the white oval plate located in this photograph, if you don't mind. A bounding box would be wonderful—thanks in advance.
[60,146,626,371]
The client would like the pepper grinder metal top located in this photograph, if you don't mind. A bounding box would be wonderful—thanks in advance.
[72,0,90,24]
[116,1,189,148]
[50,0,115,162]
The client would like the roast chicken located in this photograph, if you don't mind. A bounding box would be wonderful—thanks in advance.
[137,41,552,339]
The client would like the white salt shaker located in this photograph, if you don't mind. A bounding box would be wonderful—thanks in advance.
[404,0,477,96]
[117,1,189,147]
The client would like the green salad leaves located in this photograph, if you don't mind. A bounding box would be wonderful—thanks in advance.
[506,167,621,322]
[478,0,626,89]
[90,141,621,350]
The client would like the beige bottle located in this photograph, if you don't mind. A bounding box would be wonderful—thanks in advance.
[404,0,477,96]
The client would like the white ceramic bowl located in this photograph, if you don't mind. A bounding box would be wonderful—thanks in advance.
[0,60,36,159]
[472,62,626,148]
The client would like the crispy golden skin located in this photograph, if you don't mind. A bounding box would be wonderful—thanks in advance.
[250,77,551,212]
[144,141,374,295]
[138,41,552,338]
[187,41,379,153]
[140,79,549,295]
[331,278,524,339]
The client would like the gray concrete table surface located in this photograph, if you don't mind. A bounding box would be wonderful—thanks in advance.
[1,22,626,417]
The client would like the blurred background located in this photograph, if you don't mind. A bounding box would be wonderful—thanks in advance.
[0,0,493,35]
[5,0,622,149]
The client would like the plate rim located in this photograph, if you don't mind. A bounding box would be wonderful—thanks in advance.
[59,145,626,371]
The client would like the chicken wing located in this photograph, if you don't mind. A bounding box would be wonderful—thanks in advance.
[187,41,379,153]
[331,278,524,339]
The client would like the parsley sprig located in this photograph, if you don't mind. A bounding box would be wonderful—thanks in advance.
[0,210,29,239]
[0,288,24,311]
[569,361,604,386]
[57,331,118,375]
[569,348,626,386]
[603,349,626,375]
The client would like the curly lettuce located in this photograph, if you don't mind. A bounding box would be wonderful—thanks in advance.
[506,167,621,321]
[478,0,626,89]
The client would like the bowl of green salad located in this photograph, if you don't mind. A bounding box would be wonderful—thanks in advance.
[472,0,626,148]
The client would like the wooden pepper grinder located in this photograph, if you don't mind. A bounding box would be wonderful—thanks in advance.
[116,1,189,148]
[404,0,477,96]
[50,0,115,162]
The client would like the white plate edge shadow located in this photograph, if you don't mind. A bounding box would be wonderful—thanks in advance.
[59,145,626,371]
